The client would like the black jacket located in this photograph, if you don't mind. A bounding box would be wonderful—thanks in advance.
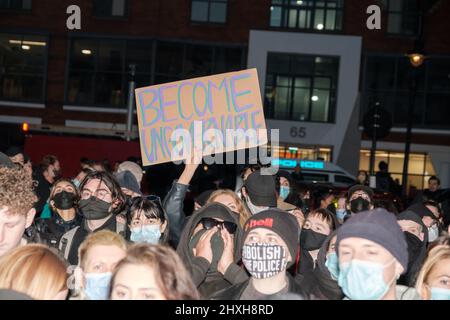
[36,211,82,249]
[65,215,122,265]
[176,203,248,299]
[296,231,344,300]
[211,273,312,300]
[33,169,52,215]
[163,180,189,248]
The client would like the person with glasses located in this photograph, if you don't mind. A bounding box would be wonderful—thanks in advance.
[176,202,247,298]
[59,171,126,265]
[408,200,444,243]
[126,196,169,245]
[346,185,374,217]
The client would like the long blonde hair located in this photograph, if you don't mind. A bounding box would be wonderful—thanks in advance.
[415,245,450,299]
[207,189,251,227]
[0,244,68,300]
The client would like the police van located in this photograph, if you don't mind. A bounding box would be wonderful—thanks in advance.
[271,158,356,186]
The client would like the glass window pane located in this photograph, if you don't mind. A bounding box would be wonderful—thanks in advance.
[0,33,46,102]
[298,9,311,29]
[270,6,282,27]
[191,1,208,22]
[310,88,330,122]
[291,55,314,75]
[427,59,450,92]
[274,86,290,119]
[325,9,336,30]
[425,156,436,176]
[408,153,425,175]
[314,77,331,89]
[209,2,227,23]
[126,40,152,73]
[277,75,292,87]
[66,71,94,105]
[288,9,298,28]
[97,40,124,72]
[292,87,310,120]
[155,42,183,77]
[314,9,325,30]
[214,47,243,73]
[388,152,404,173]
[184,45,213,78]
[267,53,291,74]
[365,56,396,91]
[388,13,402,34]
[70,38,97,70]
[111,0,126,16]
[93,72,124,107]
[359,150,370,171]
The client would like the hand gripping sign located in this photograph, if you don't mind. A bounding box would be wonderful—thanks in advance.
[135,68,268,166]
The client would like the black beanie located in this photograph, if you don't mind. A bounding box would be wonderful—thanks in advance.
[336,208,408,273]
[243,209,299,267]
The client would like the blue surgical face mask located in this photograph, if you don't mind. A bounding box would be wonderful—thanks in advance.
[325,252,339,280]
[72,179,80,188]
[336,209,347,221]
[428,224,440,242]
[338,259,396,300]
[430,287,450,300]
[279,186,290,200]
[130,224,161,244]
[84,272,112,300]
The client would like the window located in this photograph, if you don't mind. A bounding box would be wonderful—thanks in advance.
[155,41,244,84]
[66,38,152,108]
[191,0,227,23]
[359,150,435,195]
[0,33,47,102]
[93,0,127,18]
[270,0,343,31]
[381,0,419,36]
[0,0,31,10]
[265,53,339,123]
[66,37,245,108]
[362,54,450,128]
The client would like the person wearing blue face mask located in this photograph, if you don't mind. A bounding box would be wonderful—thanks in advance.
[415,243,450,300]
[335,208,422,300]
[70,230,127,300]
[127,196,169,245]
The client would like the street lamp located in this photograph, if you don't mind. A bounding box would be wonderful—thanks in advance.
[407,52,425,68]
[401,50,425,198]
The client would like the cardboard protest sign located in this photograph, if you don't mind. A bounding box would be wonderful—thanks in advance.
[135,68,268,166]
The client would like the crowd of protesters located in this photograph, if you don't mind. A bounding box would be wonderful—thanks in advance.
[0,146,449,301]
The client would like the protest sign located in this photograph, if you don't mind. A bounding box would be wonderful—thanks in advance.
[135,68,268,166]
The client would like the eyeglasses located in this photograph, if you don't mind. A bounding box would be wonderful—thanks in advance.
[200,217,237,234]
[81,189,111,200]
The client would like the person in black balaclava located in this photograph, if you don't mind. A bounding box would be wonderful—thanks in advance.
[296,208,338,276]
[176,203,247,299]
[296,230,344,300]
[396,210,428,287]
[346,185,374,217]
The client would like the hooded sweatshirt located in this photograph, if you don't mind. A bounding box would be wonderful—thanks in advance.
[296,211,339,276]
[396,210,429,287]
[176,202,247,298]
[296,230,344,300]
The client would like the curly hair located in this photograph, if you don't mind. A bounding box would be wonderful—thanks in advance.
[110,243,199,300]
[0,167,37,215]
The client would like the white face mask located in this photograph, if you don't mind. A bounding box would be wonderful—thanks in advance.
[246,196,268,215]
[428,224,440,242]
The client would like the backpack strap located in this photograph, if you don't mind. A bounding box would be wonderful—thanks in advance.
[59,226,80,261]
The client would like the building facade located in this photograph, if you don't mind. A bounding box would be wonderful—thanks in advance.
[1,0,450,190]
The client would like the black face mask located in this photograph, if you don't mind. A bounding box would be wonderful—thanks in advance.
[52,168,62,180]
[189,228,224,272]
[79,196,111,220]
[350,197,370,213]
[404,231,423,265]
[52,191,76,210]
[300,228,328,251]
